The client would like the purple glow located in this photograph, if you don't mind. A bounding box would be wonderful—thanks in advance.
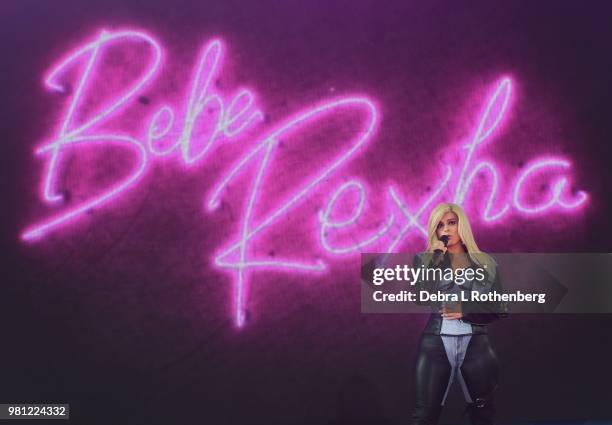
[175,39,263,165]
[22,29,589,327]
[453,77,512,220]
[386,165,453,251]
[208,97,379,327]
[512,158,588,213]
[319,180,395,254]
[39,30,162,206]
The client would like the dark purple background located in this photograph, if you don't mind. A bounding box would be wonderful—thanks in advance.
[2,1,612,423]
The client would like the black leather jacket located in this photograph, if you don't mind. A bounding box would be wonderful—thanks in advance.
[412,252,505,335]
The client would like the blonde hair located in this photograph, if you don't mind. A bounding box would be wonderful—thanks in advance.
[425,203,496,273]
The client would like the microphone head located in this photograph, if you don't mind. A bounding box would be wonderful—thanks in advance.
[439,235,449,246]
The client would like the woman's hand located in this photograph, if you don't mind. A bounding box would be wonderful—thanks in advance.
[440,305,463,320]
[431,239,448,253]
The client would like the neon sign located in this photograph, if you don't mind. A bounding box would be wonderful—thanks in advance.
[22,29,588,327]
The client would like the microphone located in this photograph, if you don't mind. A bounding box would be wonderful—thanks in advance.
[435,235,449,252]
[432,235,449,266]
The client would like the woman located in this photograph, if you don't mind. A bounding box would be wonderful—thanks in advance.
[410,202,504,425]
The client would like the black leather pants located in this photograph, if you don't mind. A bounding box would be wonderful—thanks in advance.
[410,334,499,425]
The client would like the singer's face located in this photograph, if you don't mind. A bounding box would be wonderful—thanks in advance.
[436,212,461,246]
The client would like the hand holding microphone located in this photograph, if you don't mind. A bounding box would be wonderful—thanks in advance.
[432,235,449,253]
[431,235,449,266]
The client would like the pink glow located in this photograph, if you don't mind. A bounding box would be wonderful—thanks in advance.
[22,30,263,241]
[146,40,263,164]
[459,161,509,222]
[176,40,261,164]
[319,180,395,254]
[512,158,588,213]
[22,30,590,327]
[222,89,264,138]
[147,105,176,156]
[40,30,162,204]
[179,39,225,164]
[453,77,511,220]
[386,165,453,251]
[22,135,148,241]
[207,97,379,327]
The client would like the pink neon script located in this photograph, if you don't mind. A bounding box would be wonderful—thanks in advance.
[206,97,379,327]
[22,31,263,240]
[22,29,589,328]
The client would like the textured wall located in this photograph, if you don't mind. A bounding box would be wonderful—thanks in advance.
[2,1,611,423]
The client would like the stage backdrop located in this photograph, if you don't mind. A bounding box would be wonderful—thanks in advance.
[2,1,611,423]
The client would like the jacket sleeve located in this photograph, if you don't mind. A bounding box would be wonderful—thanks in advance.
[461,261,509,325]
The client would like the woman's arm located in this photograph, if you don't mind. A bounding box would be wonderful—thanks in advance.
[461,260,509,324]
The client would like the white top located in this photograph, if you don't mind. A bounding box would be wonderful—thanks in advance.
[439,273,473,335]
[440,317,472,335]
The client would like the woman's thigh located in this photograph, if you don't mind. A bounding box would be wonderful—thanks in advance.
[460,334,499,398]
[413,334,452,405]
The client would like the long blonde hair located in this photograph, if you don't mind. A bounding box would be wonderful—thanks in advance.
[425,203,496,273]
